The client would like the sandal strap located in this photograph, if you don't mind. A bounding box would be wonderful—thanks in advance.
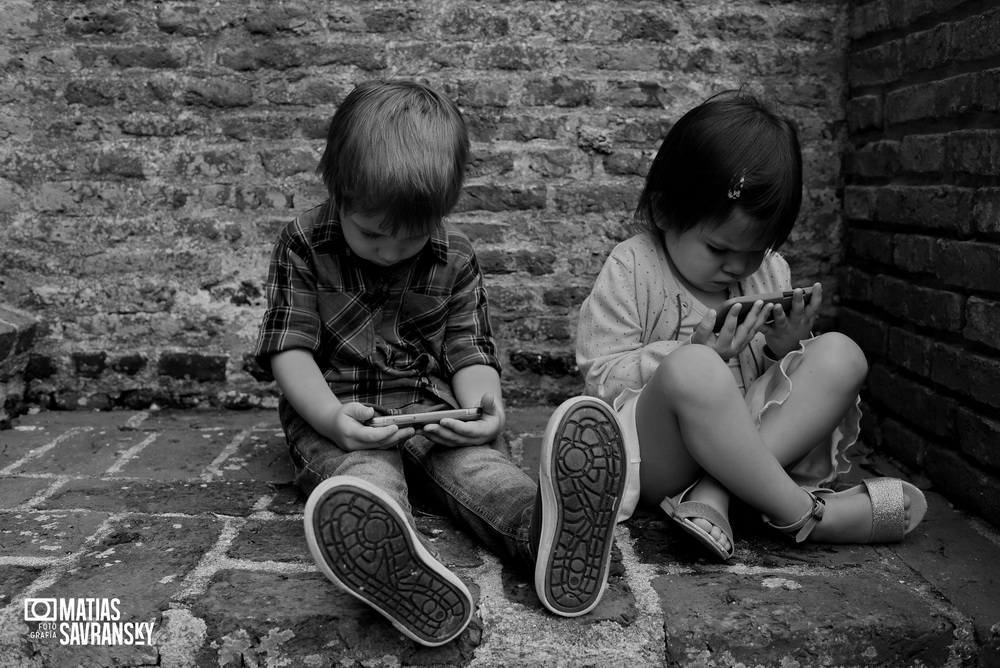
[670,500,734,541]
[766,492,826,543]
[864,478,907,542]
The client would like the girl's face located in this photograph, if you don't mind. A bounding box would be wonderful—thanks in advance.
[340,207,432,268]
[662,209,769,294]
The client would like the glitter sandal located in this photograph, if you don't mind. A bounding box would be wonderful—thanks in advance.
[660,479,735,561]
[764,478,927,543]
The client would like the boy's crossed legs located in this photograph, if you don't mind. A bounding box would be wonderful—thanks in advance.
[298,397,628,646]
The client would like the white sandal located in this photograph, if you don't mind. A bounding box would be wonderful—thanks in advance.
[661,480,735,560]
[764,478,927,543]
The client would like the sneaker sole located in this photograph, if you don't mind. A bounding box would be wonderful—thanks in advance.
[304,476,473,646]
[535,397,627,616]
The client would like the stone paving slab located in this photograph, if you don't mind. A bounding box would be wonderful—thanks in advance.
[0,407,998,667]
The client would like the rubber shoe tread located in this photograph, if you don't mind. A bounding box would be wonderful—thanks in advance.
[536,397,627,616]
[305,476,473,646]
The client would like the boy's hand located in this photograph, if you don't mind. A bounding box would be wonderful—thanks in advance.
[420,393,502,447]
[762,283,821,358]
[328,402,416,451]
[692,299,773,360]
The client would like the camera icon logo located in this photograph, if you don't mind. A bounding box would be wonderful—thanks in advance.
[24,598,57,622]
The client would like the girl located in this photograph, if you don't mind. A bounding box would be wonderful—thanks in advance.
[576,90,927,560]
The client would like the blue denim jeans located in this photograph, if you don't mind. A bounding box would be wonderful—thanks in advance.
[279,397,538,569]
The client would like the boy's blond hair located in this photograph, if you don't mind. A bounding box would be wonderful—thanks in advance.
[319,80,469,235]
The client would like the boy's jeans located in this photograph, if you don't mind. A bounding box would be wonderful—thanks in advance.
[280,397,537,570]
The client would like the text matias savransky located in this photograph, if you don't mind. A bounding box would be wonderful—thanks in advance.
[24,597,155,646]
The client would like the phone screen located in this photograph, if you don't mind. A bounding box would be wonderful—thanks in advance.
[712,288,813,333]
[366,407,483,428]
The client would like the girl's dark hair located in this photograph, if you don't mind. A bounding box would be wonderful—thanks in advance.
[319,80,469,235]
[633,89,802,252]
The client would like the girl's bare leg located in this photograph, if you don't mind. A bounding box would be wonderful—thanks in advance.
[637,338,917,548]
[634,344,817,552]
[757,332,918,540]
[757,333,867,466]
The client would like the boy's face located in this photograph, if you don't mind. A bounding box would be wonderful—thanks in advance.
[340,208,432,268]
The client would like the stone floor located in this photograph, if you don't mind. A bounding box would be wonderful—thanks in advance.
[1,407,998,667]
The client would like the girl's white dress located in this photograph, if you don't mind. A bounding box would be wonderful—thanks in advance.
[576,232,861,520]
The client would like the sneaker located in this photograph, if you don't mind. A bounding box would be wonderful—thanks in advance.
[304,476,474,646]
[534,396,627,616]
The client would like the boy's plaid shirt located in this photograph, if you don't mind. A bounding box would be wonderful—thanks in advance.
[253,201,501,408]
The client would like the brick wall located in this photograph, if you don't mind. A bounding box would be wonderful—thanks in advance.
[0,1,847,412]
[841,0,1000,525]
[0,306,40,426]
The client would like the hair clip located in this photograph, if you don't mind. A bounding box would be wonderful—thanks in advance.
[727,173,745,200]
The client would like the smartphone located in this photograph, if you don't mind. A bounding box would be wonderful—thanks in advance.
[712,288,814,333]
[365,407,484,428]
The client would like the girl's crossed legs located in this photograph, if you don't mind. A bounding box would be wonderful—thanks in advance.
[634,332,916,554]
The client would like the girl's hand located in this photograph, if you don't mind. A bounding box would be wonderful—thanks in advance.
[421,393,502,447]
[762,283,822,358]
[328,402,416,451]
[692,299,774,360]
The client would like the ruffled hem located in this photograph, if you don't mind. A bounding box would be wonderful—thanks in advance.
[743,338,861,487]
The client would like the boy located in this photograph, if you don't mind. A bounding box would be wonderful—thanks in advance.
[253,80,628,647]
